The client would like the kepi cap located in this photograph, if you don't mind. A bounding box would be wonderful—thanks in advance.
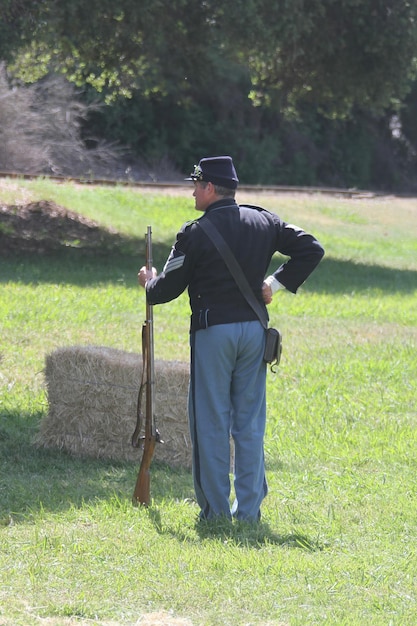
[185,156,239,189]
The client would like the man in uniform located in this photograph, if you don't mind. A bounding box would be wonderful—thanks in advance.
[138,156,324,522]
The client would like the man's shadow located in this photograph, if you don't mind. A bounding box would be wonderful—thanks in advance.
[147,506,324,551]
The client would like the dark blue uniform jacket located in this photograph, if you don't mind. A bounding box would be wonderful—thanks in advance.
[146,199,325,332]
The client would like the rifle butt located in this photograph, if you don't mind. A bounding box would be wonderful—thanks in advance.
[132,471,151,506]
[132,438,156,506]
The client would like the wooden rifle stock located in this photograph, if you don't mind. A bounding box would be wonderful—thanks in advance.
[132,226,160,506]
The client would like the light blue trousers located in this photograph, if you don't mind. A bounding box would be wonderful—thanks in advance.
[189,321,268,521]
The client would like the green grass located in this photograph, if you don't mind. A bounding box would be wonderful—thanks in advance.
[1,179,417,625]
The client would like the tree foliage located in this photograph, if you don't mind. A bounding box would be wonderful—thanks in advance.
[6,0,417,114]
[2,0,417,190]
[245,1,417,115]
[0,0,40,61]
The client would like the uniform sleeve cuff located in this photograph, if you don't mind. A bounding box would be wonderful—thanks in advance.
[264,275,285,294]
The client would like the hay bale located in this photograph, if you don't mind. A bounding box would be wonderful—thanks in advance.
[37,345,191,468]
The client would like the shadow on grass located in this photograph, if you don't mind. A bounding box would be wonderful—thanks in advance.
[2,247,416,294]
[0,242,173,287]
[311,257,417,293]
[270,256,417,294]
[0,408,193,524]
[194,517,323,551]
[146,506,323,551]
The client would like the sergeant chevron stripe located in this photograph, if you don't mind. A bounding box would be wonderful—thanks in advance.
[163,254,185,273]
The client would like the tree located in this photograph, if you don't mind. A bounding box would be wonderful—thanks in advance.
[3,0,417,189]
[6,0,417,116]
[241,0,417,117]
[0,1,42,61]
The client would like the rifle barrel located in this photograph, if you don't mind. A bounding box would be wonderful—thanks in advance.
[145,226,155,439]
[132,226,157,506]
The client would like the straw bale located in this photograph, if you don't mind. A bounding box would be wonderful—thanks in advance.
[37,345,191,468]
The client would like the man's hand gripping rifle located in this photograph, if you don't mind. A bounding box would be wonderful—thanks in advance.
[132,226,162,506]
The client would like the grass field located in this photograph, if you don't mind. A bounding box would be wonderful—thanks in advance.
[1,178,416,625]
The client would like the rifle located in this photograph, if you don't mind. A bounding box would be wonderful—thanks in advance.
[132,226,162,506]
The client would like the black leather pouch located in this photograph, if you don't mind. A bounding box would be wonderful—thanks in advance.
[263,328,282,372]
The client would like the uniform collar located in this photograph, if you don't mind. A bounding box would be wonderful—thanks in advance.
[205,198,238,213]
